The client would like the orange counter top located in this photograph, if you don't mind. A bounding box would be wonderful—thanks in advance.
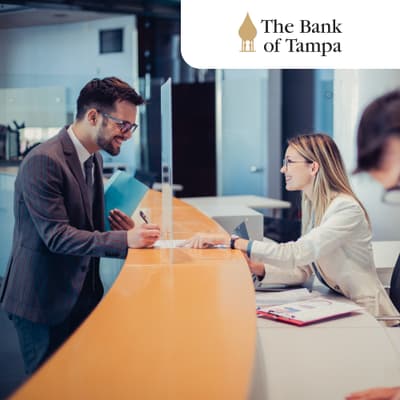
[13,191,256,399]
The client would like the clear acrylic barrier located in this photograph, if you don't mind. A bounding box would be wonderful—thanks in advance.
[160,79,174,246]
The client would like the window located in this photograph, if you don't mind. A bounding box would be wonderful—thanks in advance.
[99,28,123,54]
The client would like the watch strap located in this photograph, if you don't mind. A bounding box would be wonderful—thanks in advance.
[230,234,239,249]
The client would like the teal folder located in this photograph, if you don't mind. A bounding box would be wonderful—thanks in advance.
[104,170,149,231]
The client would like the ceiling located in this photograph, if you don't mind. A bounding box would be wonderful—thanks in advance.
[0,0,180,29]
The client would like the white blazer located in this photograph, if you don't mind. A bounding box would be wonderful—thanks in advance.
[252,194,398,318]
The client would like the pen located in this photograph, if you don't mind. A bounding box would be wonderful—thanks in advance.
[139,210,149,224]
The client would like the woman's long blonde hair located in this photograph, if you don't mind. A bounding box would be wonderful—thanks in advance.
[287,133,370,232]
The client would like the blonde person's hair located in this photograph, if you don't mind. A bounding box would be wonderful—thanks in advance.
[287,133,370,233]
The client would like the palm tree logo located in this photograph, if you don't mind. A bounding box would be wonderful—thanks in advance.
[239,13,257,52]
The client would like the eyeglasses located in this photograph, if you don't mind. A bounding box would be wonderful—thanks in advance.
[282,158,313,169]
[382,186,400,205]
[100,112,138,134]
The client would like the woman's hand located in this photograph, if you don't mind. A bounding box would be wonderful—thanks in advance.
[108,209,135,231]
[244,254,266,279]
[182,233,229,248]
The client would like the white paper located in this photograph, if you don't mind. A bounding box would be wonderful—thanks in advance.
[153,240,229,249]
[255,288,316,307]
[153,240,187,248]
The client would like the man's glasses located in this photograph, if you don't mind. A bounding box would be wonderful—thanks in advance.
[101,112,138,134]
[382,186,400,205]
[282,158,313,169]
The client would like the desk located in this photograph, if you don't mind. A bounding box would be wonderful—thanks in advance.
[182,195,291,240]
[10,194,400,399]
[372,241,400,286]
[251,285,400,400]
[152,182,184,193]
[182,195,291,211]
[12,192,256,399]
[0,166,18,176]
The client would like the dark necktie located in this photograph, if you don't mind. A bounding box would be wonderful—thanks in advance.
[83,155,97,293]
[84,155,94,211]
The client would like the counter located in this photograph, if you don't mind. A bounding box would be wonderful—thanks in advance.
[11,190,257,399]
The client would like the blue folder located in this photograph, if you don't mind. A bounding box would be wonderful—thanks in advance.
[104,170,149,231]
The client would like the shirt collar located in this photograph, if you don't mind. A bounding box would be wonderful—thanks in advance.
[67,125,92,165]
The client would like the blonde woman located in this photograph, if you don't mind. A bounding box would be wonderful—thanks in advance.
[185,133,398,319]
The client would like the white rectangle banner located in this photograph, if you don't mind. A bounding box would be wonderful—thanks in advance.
[181,0,399,68]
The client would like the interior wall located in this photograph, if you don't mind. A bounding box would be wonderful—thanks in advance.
[0,14,140,171]
[314,69,334,136]
[172,82,216,197]
[281,70,315,213]
[217,69,281,199]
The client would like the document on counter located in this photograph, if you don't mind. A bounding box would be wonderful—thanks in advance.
[256,288,316,307]
[257,297,362,326]
[153,240,187,248]
[153,240,230,249]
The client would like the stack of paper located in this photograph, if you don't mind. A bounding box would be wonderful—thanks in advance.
[256,288,316,307]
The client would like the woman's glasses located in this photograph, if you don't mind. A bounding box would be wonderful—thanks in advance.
[282,158,313,169]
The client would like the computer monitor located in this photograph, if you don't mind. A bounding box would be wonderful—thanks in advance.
[233,220,250,240]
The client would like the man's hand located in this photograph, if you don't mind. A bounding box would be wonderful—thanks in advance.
[182,233,229,248]
[109,209,134,231]
[127,223,161,248]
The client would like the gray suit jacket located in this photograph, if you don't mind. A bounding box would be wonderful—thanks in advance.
[0,127,128,325]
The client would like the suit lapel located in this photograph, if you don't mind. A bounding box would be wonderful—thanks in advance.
[60,128,94,229]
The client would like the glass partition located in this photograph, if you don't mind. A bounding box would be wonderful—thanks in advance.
[160,78,174,244]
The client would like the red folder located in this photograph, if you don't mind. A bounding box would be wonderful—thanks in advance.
[256,297,361,326]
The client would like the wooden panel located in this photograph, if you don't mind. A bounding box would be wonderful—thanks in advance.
[13,191,256,399]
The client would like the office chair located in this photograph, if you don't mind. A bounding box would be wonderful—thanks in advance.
[376,254,400,323]
[389,254,400,312]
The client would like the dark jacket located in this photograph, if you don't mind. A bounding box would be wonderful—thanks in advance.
[0,127,127,325]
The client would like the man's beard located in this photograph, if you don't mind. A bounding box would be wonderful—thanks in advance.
[96,127,120,156]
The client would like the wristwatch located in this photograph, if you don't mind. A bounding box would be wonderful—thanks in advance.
[230,234,240,249]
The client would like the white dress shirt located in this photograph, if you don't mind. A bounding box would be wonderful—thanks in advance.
[67,125,93,181]
[252,194,398,318]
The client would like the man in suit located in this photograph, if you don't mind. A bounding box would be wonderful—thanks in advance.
[0,77,160,374]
